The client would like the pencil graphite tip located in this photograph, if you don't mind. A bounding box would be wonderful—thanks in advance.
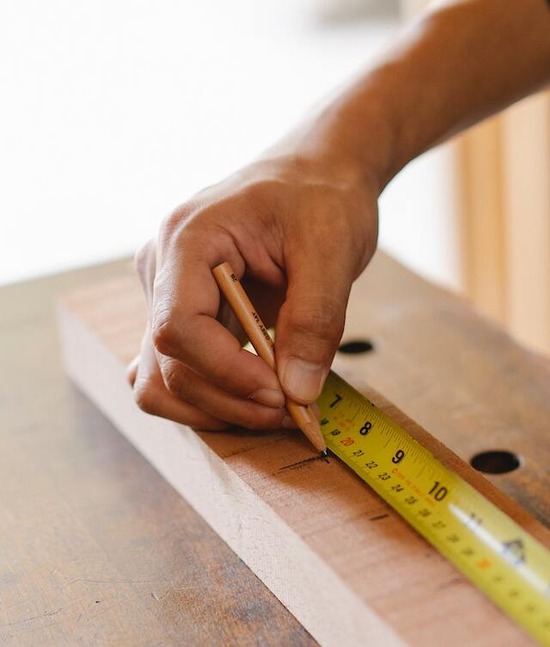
[303,419,326,454]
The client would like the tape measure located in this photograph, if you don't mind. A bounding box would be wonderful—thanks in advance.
[317,371,550,646]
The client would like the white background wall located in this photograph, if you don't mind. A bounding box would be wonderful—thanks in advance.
[0,0,461,292]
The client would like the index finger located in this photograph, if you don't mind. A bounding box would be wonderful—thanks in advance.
[150,242,285,404]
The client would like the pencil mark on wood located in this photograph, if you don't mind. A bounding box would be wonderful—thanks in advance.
[369,513,390,522]
[221,435,284,459]
[0,607,63,628]
[277,453,331,473]
[436,576,464,592]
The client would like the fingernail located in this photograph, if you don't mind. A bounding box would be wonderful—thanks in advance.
[280,358,325,403]
[250,388,286,408]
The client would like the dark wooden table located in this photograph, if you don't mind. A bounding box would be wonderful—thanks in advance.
[1,260,313,646]
[1,255,548,646]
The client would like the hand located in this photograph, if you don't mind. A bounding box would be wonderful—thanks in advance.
[131,0,550,433]
[127,153,379,431]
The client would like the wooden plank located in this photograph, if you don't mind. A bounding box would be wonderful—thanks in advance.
[342,255,550,525]
[57,252,550,647]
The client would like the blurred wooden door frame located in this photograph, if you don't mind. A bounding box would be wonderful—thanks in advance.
[456,91,550,355]
[400,3,550,355]
[401,2,550,357]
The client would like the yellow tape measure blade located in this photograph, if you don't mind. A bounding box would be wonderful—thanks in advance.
[317,371,550,646]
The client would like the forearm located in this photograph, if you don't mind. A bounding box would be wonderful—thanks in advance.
[275,0,550,192]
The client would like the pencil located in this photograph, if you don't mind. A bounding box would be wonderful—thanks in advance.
[212,261,326,454]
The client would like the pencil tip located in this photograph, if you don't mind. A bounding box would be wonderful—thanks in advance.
[320,448,329,459]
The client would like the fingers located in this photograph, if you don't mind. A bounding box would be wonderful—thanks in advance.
[131,235,290,430]
[128,166,377,431]
[275,229,355,405]
[156,353,289,429]
[128,327,290,431]
[130,329,230,430]
[150,242,285,403]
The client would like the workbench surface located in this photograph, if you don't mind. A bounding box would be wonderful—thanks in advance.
[1,253,548,645]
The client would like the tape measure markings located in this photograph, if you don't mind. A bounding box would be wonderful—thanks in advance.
[317,371,550,646]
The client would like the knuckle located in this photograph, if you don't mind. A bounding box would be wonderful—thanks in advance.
[234,404,282,431]
[133,379,159,415]
[162,362,183,399]
[159,204,195,243]
[291,300,344,344]
[151,315,178,357]
[162,363,188,401]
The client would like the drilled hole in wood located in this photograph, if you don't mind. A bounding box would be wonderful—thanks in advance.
[470,450,521,474]
[338,339,375,354]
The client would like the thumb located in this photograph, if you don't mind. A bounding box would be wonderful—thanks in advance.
[275,254,352,404]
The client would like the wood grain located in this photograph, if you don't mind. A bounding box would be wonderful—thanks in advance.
[0,260,314,647]
[58,252,550,647]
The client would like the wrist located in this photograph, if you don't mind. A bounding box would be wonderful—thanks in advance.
[309,79,399,193]
[262,92,394,200]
